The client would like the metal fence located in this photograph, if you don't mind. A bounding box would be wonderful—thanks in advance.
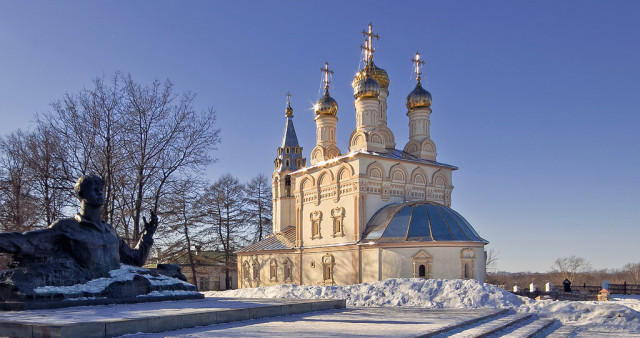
[510,282,640,300]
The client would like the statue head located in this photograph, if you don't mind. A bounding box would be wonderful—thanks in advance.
[75,175,105,206]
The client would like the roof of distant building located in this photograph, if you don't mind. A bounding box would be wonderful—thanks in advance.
[236,226,296,253]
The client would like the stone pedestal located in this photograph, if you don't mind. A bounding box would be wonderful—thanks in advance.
[0,264,201,310]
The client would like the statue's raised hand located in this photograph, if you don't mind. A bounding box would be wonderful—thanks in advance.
[143,210,159,236]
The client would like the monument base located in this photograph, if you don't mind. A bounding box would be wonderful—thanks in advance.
[0,297,346,338]
[0,293,204,311]
[0,264,202,310]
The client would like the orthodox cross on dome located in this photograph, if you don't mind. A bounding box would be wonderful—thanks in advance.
[321,62,334,92]
[412,52,425,84]
[361,23,379,63]
[286,91,291,104]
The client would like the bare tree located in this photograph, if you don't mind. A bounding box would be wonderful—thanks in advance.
[44,74,127,230]
[622,262,640,284]
[485,248,500,273]
[0,131,40,232]
[245,173,272,242]
[552,256,592,282]
[23,125,70,226]
[156,178,208,285]
[202,174,248,290]
[39,73,220,245]
[120,74,219,244]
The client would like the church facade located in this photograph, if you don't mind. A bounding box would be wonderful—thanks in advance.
[237,25,488,288]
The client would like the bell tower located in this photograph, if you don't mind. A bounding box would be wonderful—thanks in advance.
[272,93,305,234]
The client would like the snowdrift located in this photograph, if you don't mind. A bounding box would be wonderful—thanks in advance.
[206,278,640,332]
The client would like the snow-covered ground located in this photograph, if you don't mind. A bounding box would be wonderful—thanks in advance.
[205,278,640,334]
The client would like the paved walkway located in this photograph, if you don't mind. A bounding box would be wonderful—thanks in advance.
[128,307,503,337]
[0,298,344,337]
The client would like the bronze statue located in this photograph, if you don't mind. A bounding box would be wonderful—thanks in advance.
[0,175,161,301]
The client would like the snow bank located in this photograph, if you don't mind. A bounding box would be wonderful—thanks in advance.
[205,278,640,332]
[208,278,528,309]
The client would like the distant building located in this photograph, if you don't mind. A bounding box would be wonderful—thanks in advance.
[169,250,237,290]
[237,24,488,288]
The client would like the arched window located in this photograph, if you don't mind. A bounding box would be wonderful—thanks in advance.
[252,259,260,281]
[331,207,345,237]
[283,258,293,283]
[460,248,476,279]
[322,254,334,284]
[242,261,250,281]
[284,175,291,197]
[310,211,322,239]
[269,259,278,282]
[412,250,432,279]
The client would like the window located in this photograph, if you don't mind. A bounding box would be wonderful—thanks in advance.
[284,175,291,197]
[252,259,260,281]
[412,250,433,279]
[460,248,475,279]
[283,258,293,283]
[321,254,334,284]
[312,220,320,238]
[270,259,278,282]
[242,261,250,280]
[331,207,345,237]
[199,277,209,290]
[310,210,322,239]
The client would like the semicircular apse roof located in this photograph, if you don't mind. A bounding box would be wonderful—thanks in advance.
[361,201,488,244]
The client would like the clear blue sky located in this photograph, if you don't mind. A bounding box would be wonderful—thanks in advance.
[1,1,639,273]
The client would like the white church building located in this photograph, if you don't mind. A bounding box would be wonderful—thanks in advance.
[237,24,488,287]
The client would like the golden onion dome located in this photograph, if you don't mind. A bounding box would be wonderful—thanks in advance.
[352,61,389,90]
[314,90,338,117]
[406,82,432,110]
[353,73,380,99]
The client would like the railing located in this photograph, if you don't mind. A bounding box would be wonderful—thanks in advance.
[509,282,640,300]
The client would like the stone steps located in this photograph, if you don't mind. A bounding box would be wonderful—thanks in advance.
[445,312,532,338]
[420,308,509,337]
[498,317,555,338]
[544,324,578,337]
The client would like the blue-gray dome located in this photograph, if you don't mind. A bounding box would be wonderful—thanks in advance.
[362,201,488,243]
[353,73,380,99]
[406,83,432,110]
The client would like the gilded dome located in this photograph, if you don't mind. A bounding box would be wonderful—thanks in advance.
[314,91,338,117]
[285,101,293,117]
[406,82,432,110]
[353,73,380,99]
[352,61,389,90]
[362,201,488,243]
